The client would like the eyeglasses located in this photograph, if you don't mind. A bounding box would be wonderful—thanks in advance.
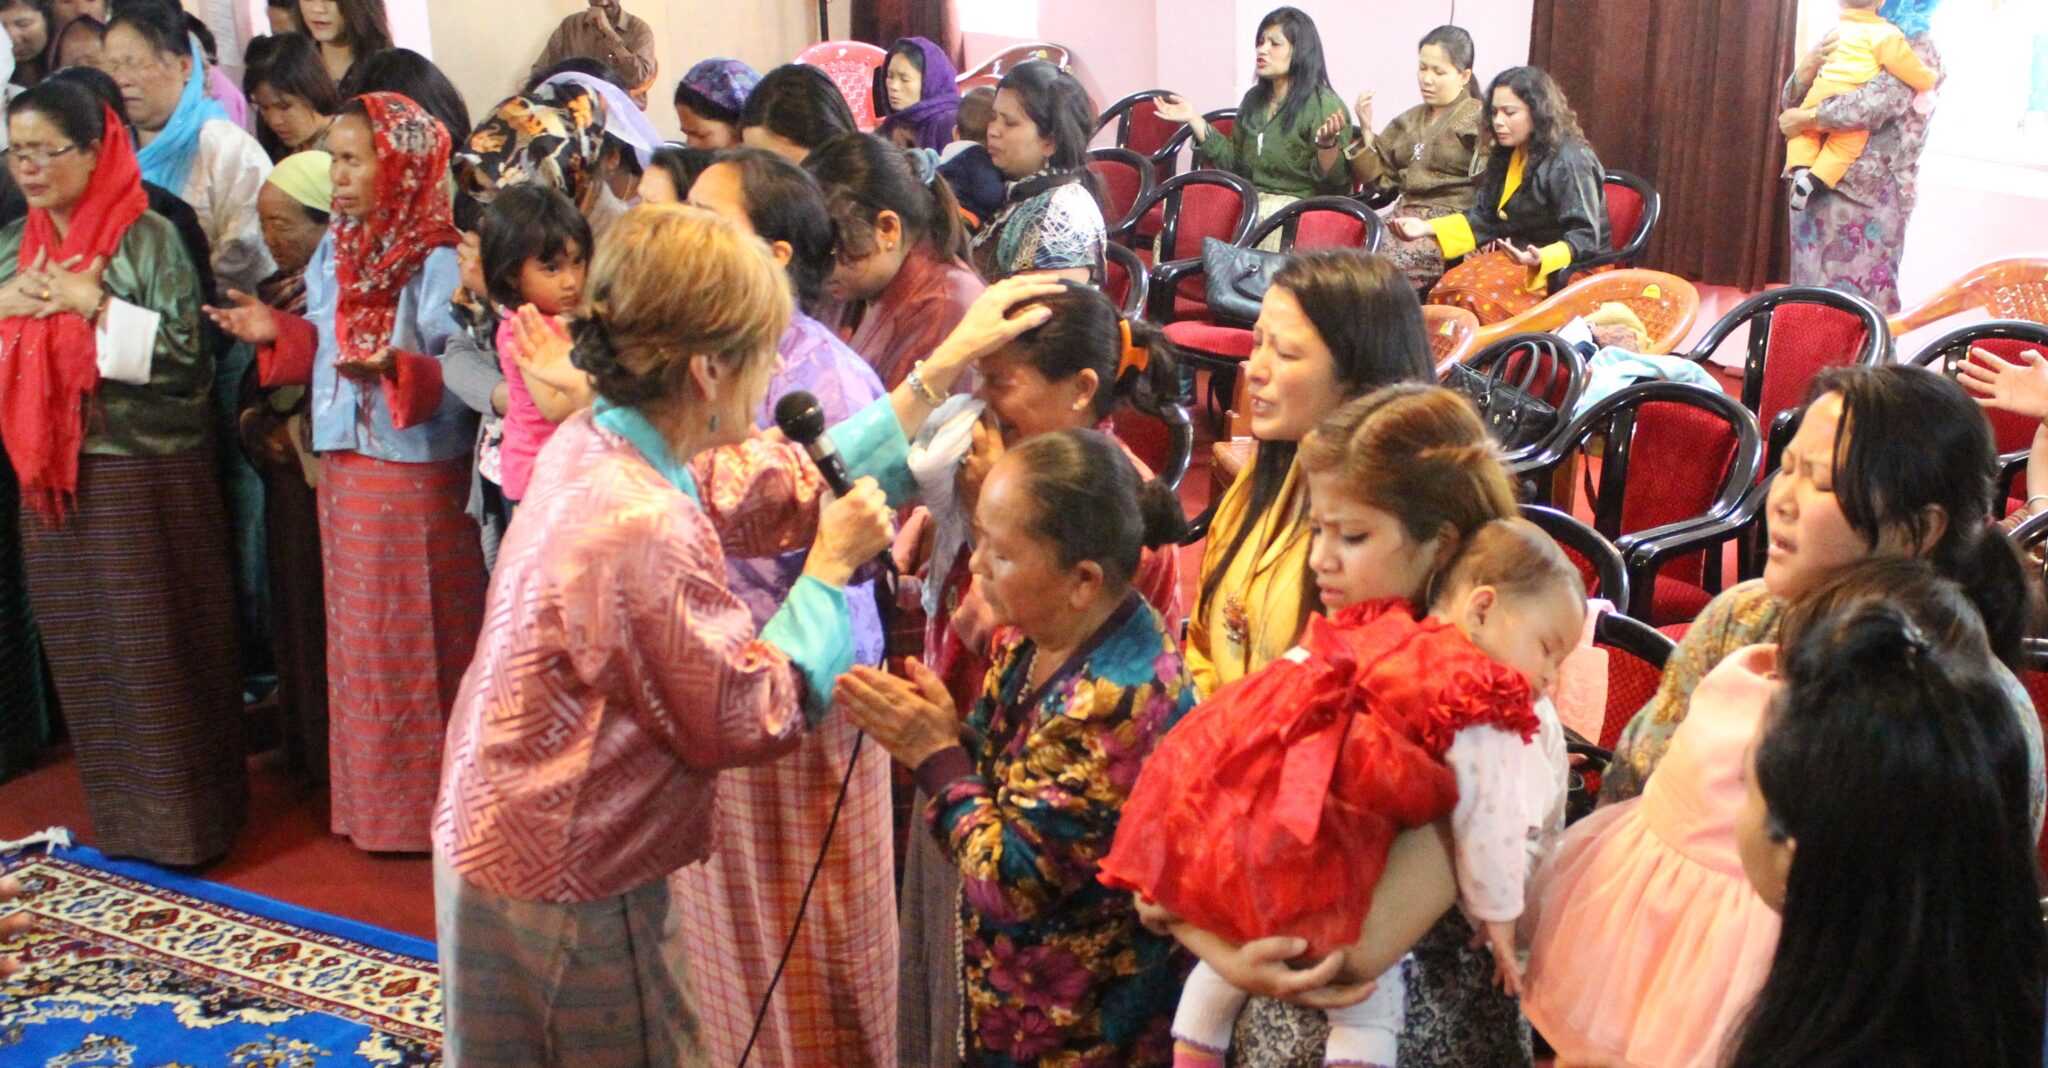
[3,144,83,171]
[98,54,166,77]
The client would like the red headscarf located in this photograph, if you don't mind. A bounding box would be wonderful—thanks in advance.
[0,103,149,518]
[333,92,459,366]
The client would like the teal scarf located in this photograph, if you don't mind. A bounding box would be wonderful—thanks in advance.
[137,39,227,195]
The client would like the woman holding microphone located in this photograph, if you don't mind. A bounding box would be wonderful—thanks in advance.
[428,203,1058,1067]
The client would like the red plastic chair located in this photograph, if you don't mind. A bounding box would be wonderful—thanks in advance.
[796,41,886,131]
[1554,170,1661,288]
[1518,382,1765,626]
[1910,319,2048,516]
[1086,147,1156,233]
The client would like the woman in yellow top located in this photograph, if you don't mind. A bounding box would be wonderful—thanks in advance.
[1389,65,1607,325]
[1315,26,1485,294]
[1186,249,1433,697]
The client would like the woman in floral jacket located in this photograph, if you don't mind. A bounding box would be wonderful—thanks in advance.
[842,429,1196,1065]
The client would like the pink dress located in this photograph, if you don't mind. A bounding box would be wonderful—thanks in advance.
[1521,644,1783,1068]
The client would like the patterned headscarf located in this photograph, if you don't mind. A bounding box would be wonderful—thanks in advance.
[1879,0,1944,38]
[454,82,608,208]
[333,93,459,366]
[0,105,150,517]
[677,58,761,120]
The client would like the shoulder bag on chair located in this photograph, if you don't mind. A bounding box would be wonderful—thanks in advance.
[1442,361,1559,452]
[1201,236,1288,324]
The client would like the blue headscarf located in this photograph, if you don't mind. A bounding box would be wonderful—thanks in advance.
[137,38,228,195]
[1879,0,1943,39]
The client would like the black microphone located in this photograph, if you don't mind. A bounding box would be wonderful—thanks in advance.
[774,390,855,496]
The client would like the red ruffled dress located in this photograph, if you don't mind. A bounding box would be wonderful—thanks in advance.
[1098,599,1538,958]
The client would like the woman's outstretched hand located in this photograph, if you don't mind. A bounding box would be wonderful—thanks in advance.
[1958,346,2048,420]
[838,659,961,768]
[204,289,281,346]
[1388,217,1434,242]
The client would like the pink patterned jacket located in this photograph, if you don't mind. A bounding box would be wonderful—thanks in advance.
[434,408,858,902]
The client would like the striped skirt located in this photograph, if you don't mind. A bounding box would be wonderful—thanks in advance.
[20,450,247,865]
[668,714,898,1066]
[435,858,709,1067]
[320,452,486,853]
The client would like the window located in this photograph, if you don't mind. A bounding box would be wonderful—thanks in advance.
[957,0,1039,41]
[1797,0,2048,169]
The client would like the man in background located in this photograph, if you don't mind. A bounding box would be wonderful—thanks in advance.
[529,0,657,108]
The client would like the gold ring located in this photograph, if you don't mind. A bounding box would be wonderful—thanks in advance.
[40,289,50,300]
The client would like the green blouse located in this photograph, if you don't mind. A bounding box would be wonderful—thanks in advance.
[1195,84,1353,199]
[0,211,210,458]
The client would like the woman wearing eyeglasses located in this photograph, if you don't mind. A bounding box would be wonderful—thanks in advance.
[0,79,246,866]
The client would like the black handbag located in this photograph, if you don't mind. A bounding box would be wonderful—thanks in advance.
[1443,361,1560,452]
[1201,237,1287,324]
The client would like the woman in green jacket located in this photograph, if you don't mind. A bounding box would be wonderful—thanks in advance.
[1156,6,1350,243]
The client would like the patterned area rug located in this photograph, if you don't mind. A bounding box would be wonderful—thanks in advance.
[0,846,441,1066]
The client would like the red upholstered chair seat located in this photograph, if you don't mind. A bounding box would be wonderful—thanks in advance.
[1605,184,1645,255]
[1754,303,1872,435]
[1164,320,1256,359]
[1614,400,1742,591]
[1649,575,1718,631]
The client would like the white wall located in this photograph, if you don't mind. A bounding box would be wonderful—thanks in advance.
[422,0,820,142]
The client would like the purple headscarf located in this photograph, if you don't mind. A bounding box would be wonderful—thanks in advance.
[877,37,960,151]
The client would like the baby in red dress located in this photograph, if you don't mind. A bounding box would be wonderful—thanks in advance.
[1101,518,1584,1066]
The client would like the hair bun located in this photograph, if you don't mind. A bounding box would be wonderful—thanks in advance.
[568,312,618,376]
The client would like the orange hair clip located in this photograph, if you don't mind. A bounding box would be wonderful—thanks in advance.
[1117,319,1149,378]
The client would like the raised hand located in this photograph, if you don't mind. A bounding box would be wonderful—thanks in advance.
[1958,346,2048,420]
[1354,90,1374,132]
[1154,92,1198,125]
[1315,110,1346,149]
[203,289,281,346]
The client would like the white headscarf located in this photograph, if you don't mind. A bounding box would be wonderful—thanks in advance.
[540,71,660,170]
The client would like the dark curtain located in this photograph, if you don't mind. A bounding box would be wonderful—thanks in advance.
[851,0,963,64]
[1532,0,1798,290]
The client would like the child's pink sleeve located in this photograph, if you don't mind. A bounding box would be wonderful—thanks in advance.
[1446,724,1533,923]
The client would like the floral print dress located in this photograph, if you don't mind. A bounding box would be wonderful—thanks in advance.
[1783,35,1942,315]
[923,593,1196,1066]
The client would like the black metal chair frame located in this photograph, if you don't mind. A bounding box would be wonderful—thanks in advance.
[1102,242,1151,321]
[1522,503,1628,611]
[1515,381,1763,622]
[1553,169,1662,288]
[1086,146,1158,234]
[1910,318,2048,516]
